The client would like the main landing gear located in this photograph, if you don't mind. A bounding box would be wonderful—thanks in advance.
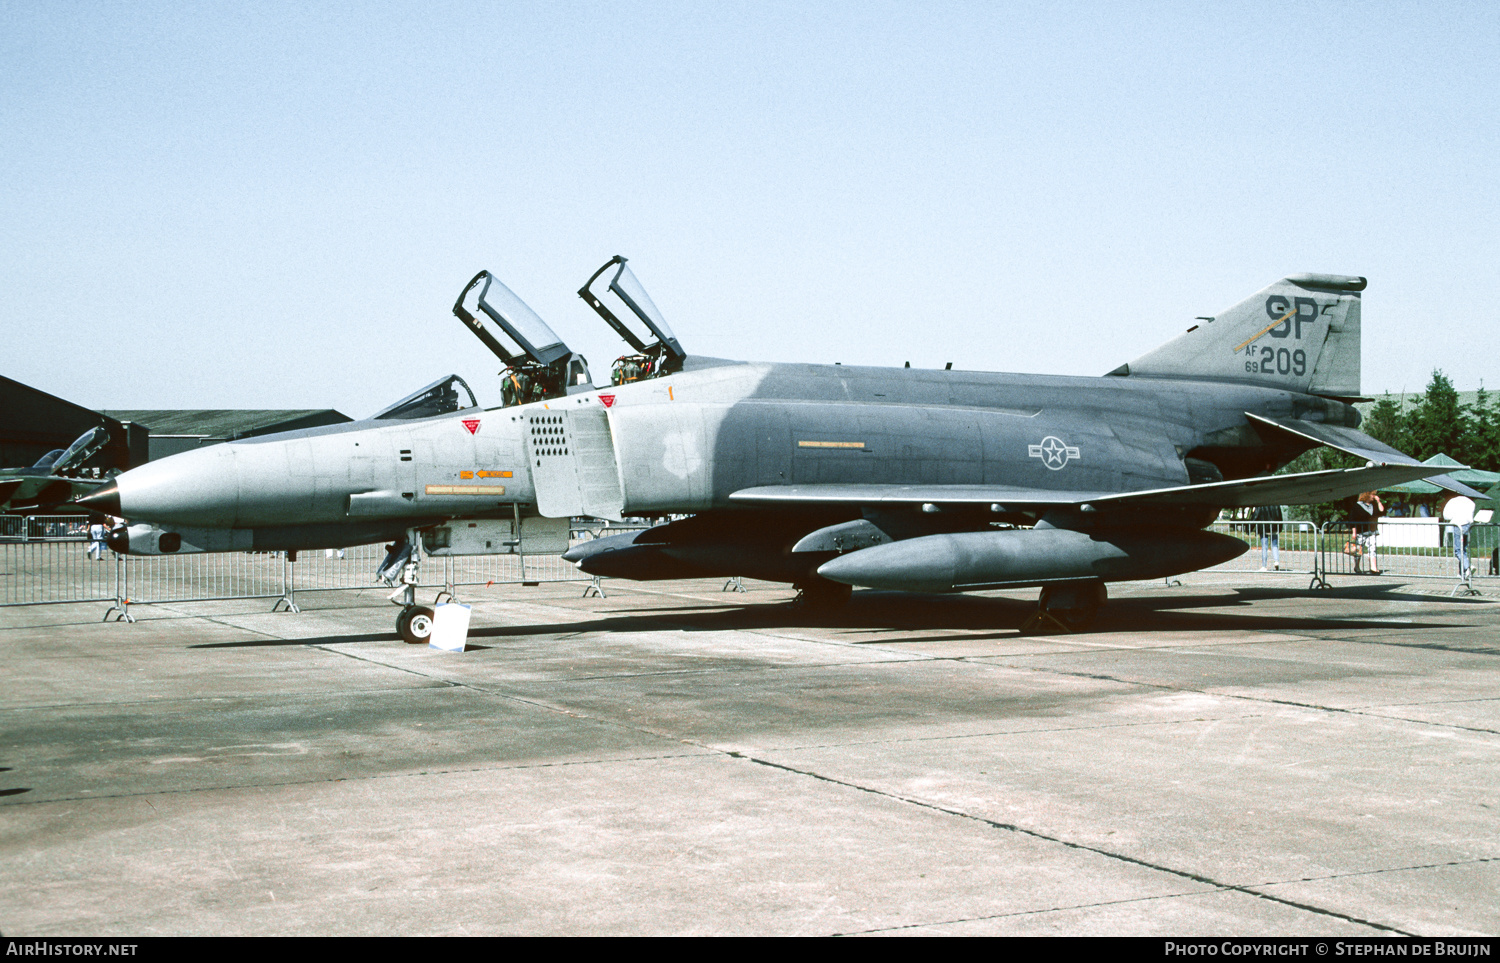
[377,531,444,644]
[1019,580,1106,634]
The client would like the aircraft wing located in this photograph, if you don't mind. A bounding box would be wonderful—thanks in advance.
[1247,413,1485,498]
[729,463,1447,511]
[0,475,109,514]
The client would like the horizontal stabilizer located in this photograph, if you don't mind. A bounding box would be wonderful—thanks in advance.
[1248,413,1485,499]
[730,462,1450,511]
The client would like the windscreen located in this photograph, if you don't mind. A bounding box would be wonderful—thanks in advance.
[371,375,478,421]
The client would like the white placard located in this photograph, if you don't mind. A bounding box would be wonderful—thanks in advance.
[429,602,472,652]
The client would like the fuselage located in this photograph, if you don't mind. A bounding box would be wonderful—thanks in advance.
[91,356,1358,552]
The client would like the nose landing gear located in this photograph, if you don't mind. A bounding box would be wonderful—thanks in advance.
[378,531,447,644]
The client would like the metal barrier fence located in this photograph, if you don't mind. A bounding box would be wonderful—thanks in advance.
[1318,520,1498,582]
[0,517,620,614]
[1,515,1488,615]
[1205,520,1321,575]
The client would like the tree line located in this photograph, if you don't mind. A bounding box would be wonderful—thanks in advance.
[1281,371,1497,522]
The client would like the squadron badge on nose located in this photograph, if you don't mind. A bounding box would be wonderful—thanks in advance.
[1029,436,1080,470]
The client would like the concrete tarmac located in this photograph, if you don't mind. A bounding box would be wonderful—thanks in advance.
[2,573,1497,936]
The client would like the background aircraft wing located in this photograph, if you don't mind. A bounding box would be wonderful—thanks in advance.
[1247,413,1485,498]
[729,462,1447,511]
[0,475,108,514]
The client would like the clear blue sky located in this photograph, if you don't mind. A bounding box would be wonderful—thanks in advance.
[3,1,1496,416]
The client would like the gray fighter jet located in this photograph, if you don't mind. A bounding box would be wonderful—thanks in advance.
[80,261,1478,640]
[1,427,111,513]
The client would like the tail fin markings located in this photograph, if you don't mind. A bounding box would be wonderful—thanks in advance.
[1112,274,1366,400]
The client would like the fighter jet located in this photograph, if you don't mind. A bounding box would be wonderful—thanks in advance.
[1,427,111,513]
[80,261,1478,641]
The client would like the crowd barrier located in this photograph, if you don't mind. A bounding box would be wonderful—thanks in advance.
[1,516,1489,617]
[1206,519,1495,592]
[1205,520,1321,575]
[0,516,631,618]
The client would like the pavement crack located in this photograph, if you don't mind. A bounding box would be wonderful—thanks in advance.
[834,889,1218,935]
[0,750,711,807]
[1253,855,1500,888]
[1010,666,1500,738]
[722,750,1412,936]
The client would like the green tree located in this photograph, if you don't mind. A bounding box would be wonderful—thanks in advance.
[1361,394,1408,452]
[1465,386,1500,471]
[1405,370,1467,461]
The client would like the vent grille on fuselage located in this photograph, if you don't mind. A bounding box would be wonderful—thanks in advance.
[528,414,570,465]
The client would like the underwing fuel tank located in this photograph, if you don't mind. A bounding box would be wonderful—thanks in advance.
[815,526,1247,593]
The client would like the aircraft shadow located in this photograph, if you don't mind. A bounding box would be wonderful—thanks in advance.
[189,583,1482,650]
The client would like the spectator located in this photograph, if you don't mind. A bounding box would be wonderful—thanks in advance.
[1352,491,1385,575]
[1253,503,1283,571]
[1442,494,1476,581]
[87,518,106,560]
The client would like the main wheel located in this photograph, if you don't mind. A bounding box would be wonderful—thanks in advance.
[398,605,436,644]
[1037,581,1106,632]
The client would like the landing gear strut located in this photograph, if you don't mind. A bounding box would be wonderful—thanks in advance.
[377,530,443,644]
[1019,581,1106,634]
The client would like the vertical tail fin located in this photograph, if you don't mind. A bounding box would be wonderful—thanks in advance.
[1112,274,1365,398]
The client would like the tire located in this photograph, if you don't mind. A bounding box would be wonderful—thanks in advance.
[1038,581,1106,633]
[398,606,436,644]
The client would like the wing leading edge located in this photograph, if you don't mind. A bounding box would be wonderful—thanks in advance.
[731,465,1452,511]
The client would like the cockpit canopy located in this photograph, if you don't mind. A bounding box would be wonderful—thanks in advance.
[30,427,110,473]
[579,256,686,384]
[371,374,478,421]
[452,270,592,408]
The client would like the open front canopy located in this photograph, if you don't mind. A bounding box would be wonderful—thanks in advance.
[453,271,572,368]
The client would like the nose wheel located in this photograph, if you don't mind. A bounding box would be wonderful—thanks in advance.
[397,605,436,644]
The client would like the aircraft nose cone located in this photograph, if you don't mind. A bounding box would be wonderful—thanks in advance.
[75,482,121,516]
[100,446,243,526]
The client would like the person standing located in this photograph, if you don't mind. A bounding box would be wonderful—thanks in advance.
[1253,503,1283,571]
[87,518,106,560]
[1442,494,1477,581]
[1353,492,1385,574]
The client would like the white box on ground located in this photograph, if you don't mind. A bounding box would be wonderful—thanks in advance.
[429,602,471,652]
